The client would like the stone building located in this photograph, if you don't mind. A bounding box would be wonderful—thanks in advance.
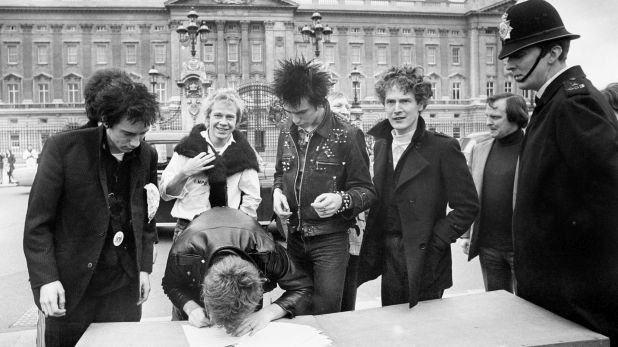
[0,0,525,163]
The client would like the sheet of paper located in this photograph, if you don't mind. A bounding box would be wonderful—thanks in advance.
[182,322,332,347]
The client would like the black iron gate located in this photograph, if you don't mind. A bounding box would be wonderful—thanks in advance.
[237,81,282,165]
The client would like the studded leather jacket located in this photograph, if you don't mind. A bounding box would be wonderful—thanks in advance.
[273,107,376,237]
[162,207,313,318]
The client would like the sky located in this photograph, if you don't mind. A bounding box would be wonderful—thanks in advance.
[516,0,618,89]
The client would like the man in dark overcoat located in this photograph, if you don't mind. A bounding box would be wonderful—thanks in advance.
[358,66,479,307]
[499,0,618,343]
[23,77,160,346]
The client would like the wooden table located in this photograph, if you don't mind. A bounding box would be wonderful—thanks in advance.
[77,291,608,346]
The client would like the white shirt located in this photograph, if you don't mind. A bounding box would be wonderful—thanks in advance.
[159,131,262,220]
[536,65,570,99]
[391,129,414,169]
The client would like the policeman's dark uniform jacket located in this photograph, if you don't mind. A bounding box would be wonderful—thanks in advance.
[358,117,479,307]
[162,207,313,318]
[500,0,618,342]
[273,107,376,236]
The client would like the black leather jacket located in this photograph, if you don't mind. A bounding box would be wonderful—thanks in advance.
[162,207,313,318]
[273,106,376,237]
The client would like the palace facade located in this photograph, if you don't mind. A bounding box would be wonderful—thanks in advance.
[0,0,524,163]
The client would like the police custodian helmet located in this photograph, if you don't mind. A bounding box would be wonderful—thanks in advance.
[498,0,580,59]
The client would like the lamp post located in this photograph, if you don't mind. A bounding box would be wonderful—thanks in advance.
[176,7,210,57]
[300,12,332,57]
[350,66,361,106]
[148,65,159,96]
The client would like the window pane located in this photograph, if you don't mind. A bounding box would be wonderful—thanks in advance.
[8,84,19,104]
[351,46,361,64]
[38,45,49,64]
[227,43,238,62]
[377,46,387,65]
[38,83,50,103]
[251,43,262,62]
[486,46,495,64]
[96,44,107,64]
[126,44,137,64]
[452,47,460,65]
[7,45,18,64]
[427,47,436,65]
[67,45,78,64]
[155,44,166,64]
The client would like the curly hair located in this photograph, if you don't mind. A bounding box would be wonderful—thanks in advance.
[201,88,246,125]
[375,65,433,110]
[95,77,160,127]
[84,68,134,127]
[273,57,331,108]
[201,255,264,334]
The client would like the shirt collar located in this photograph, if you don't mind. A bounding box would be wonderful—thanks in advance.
[201,129,235,153]
[536,65,570,99]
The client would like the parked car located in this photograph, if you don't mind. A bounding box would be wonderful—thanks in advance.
[145,131,275,235]
[460,131,492,166]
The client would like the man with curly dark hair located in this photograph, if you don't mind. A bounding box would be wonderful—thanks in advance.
[82,68,134,128]
[358,65,478,308]
[24,75,160,347]
[162,207,312,336]
[272,58,375,314]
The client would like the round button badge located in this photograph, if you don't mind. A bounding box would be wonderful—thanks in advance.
[113,231,125,246]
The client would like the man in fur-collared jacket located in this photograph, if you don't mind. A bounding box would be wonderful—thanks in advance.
[159,88,262,242]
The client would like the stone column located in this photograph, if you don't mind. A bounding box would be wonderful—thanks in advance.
[80,24,93,85]
[21,24,34,102]
[494,29,503,94]
[336,26,349,93]
[110,24,122,68]
[216,21,226,88]
[285,21,295,60]
[439,29,449,98]
[51,24,64,102]
[389,27,400,66]
[363,26,374,100]
[139,24,152,69]
[168,20,181,101]
[241,20,250,81]
[264,21,275,82]
[414,27,425,66]
[469,26,479,99]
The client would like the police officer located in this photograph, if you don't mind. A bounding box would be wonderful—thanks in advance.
[499,0,618,344]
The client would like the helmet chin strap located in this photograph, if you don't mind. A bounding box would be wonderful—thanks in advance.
[518,47,548,83]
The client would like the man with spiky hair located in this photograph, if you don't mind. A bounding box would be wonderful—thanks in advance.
[272,58,376,314]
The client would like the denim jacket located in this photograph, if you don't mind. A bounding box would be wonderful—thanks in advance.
[273,107,376,237]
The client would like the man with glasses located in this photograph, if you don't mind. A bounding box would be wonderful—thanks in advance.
[272,58,375,314]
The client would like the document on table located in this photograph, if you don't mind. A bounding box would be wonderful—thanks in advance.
[181,322,332,347]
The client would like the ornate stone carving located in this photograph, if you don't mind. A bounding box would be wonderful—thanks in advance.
[110,24,122,33]
[363,26,374,35]
[336,26,348,34]
[414,27,425,35]
[139,24,152,33]
[20,24,33,33]
[51,24,64,33]
[80,24,94,32]
[389,27,400,35]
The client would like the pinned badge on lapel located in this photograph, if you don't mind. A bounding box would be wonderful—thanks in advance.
[113,231,125,246]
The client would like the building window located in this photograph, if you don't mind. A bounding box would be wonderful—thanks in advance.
[40,118,48,123]
[9,118,18,124]
[296,44,308,58]
[486,46,495,64]
[7,83,20,104]
[10,134,20,148]
[504,81,512,93]
[67,82,80,103]
[351,45,361,64]
[155,82,166,102]
[36,25,48,32]
[429,114,436,118]
[67,44,78,64]
[37,44,49,65]
[353,80,361,101]
[96,25,106,32]
[38,83,50,103]
[377,28,386,34]
[351,27,361,34]
[402,28,411,35]
[486,80,495,97]
[376,45,387,65]
[452,47,461,65]
[251,43,262,62]
[323,45,335,64]
[126,25,136,32]
[431,82,437,98]
[454,113,460,118]
[125,44,137,64]
[453,126,461,139]
[401,46,413,65]
[154,44,166,64]
[227,42,238,62]
[451,30,460,36]
[427,46,436,65]
[203,44,214,62]
[7,45,19,64]
[451,81,461,100]
[426,29,436,36]
[154,25,165,32]
[96,44,108,64]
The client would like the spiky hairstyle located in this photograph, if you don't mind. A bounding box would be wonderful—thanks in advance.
[84,68,133,127]
[97,78,160,127]
[375,65,433,110]
[273,57,331,108]
[201,255,264,334]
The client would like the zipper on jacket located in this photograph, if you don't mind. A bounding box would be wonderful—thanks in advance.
[293,132,313,231]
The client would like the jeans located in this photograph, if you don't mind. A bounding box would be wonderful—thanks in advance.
[479,247,516,294]
[341,254,359,311]
[45,284,141,347]
[287,230,349,315]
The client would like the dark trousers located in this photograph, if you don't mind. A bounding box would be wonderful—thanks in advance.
[479,247,516,294]
[341,254,359,311]
[287,230,349,315]
[382,233,444,306]
[45,284,141,347]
